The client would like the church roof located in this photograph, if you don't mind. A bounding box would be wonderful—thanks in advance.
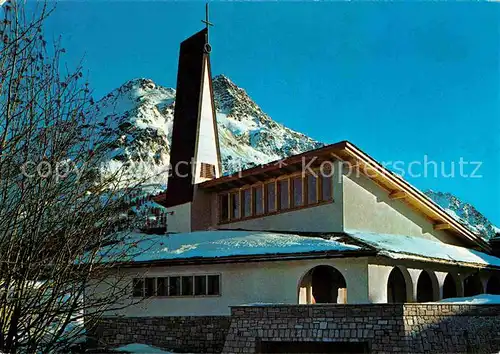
[97,230,373,264]
[347,230,500,269]
[97,229,500,269]
[96,230,372,265]
[199,141,490,251]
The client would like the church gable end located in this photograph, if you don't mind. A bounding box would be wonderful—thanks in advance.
[342,172,466,246]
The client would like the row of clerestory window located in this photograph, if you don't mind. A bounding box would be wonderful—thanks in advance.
[218,171,333,223]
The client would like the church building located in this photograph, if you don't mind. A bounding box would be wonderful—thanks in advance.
[90,19,500,353]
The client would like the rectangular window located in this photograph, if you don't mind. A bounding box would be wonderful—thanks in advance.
[207,275,220,296]
[278,179,289,210]
[195,275,207,296]
[230,192,240,219]
[145,278,155,297]
[134,275,219,298]
[181,276,193,296]
[321,175,333,201]
[219,194,229,222]
[169,276,181,296]
[292,176,303,207]
[265,182,276,213]
[253,186,264,215]
[157,277,168,296]
[307,174,318,204]
[242,189,251,218]
[132,278,144,297]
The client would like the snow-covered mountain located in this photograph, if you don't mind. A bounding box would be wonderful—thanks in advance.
[424,190,498,240]
[93,75,322,187]
[92,75,497,240]
[214,75,323,172]
[93,78,175,189]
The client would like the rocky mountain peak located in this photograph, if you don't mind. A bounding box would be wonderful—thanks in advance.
[213,75,268,122]
[424,190,498,240]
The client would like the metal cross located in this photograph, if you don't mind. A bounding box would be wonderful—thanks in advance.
[201,3,213,30]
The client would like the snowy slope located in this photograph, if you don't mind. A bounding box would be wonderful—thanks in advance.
[93,75,322,187]
[425,190,498,240]
[213,75,323,172]
[93,78,175,187]
[92,76,497,240]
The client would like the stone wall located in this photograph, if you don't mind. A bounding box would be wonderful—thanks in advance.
[222,304,500,354]
[89,305,500,353]
[403,304,500,353]
[89,316,231,353]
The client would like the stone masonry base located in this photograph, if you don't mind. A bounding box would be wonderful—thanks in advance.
[223,304,500,353]
[90,304,500,354]
[90,316,231,353]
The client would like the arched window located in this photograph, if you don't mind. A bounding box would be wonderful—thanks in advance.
[416,270,436,302]
[443,274,458,299]
[387,267,407,303]
[464,274,483,297]
[486,275,500,295]
[298,265,347,304]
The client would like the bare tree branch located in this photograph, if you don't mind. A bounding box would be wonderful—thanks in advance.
[0,2,153,352]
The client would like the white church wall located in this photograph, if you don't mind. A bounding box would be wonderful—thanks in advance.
[367,264,394,303]
[92,258,370,317]
[167,203,192,233]
[193,56,220,184]
[217,202,342,233]
[342,173,463,246]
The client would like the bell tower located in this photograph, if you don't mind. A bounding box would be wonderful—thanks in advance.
[164,6,221,232]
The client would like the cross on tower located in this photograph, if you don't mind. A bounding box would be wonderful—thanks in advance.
[201,3,213,30]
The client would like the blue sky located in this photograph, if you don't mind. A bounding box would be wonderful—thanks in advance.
[44,2,500,225]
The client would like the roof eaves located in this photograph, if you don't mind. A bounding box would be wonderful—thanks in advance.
[377,252,500,271]
[113,248,377,268]
[199,141,349,189]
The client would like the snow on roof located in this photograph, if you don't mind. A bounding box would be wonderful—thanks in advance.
[435,294,500,305]
[347,230,500,268]
[101,230,362,263]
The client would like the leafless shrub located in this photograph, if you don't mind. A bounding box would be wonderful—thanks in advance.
[0,1,148,352]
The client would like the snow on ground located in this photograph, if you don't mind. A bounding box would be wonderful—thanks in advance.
[113,343,177,353]
[99,230,361,263]
[347,230,500,268]
[435,294,500,305]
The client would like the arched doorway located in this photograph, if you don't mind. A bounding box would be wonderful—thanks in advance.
[443,274,458,299]
[486,275,500,295]
[387,267,407,303]
[416,270,436,302]
[464,274,483,297]
[298,265,347,304]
